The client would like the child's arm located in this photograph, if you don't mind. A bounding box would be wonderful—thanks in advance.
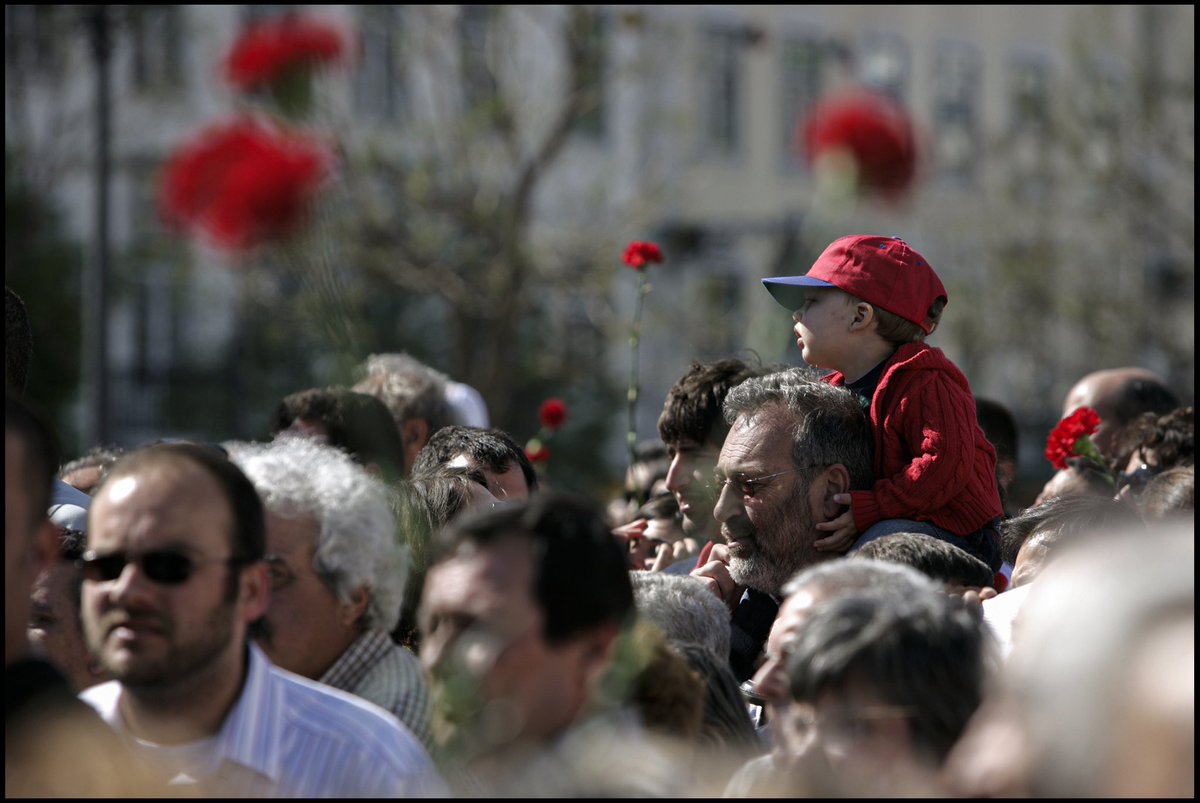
[814,493,858,552]
[850,373,990,532]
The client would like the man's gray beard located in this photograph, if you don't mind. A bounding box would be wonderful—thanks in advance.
[728,552,791,598]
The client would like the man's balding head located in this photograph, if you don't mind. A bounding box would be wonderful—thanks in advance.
[1063,368,1179,456]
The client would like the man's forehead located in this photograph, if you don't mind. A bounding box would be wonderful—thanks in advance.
[720,412,790,464]
[430,536,535,604]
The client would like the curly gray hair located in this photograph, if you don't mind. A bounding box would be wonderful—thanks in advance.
[227,437,407,633]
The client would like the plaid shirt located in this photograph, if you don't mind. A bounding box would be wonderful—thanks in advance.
[320,629,433,748]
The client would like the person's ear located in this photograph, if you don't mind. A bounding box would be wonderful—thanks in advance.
[400,418,430,474]
[849,302,876,332]
[578,622,621,689]
[818,464,852,519]
[240,561,271,623]
[340,587,370,629]
[401,418,429,450]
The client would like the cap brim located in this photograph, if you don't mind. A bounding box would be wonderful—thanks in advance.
[761,276,836,311]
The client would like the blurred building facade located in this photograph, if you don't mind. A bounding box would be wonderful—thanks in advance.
[5,5,1194,496]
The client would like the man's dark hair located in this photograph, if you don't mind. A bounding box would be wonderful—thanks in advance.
[853,532,994,589]
[1111,377,1179,428]
[6,393,60,524]
[411,424,537,492]
[657,356,776,448]
[270,386,406,481]
[437,490,634,646]
[786,590,988,765]
[6,287,33,393]
[1000,494,1143,566]
[1112,405,1194,476]
[633,492,679,522]
[99,443,266,566]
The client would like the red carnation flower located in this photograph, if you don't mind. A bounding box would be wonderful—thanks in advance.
[1045,406,1103,471]
[538,398,568,432]
[160,118,333,253]
[226,14,346,92]
[622,241,664,271]
[801,88,917,198]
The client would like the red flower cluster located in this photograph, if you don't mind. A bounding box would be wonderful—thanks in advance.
[801,88,917,198]
[622,241,665,271]
[1045,406,1103,471]
[226,15,346,92]
[160,118,333,253]
[538,398,568,432]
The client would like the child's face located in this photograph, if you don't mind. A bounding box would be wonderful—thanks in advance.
[791,288,856,371]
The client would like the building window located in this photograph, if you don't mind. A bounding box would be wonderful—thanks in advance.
[859,32,908,103]
[779,31,825,168]
[1007,54,1054,197]
[5,5,66,73]
[130,6,183,91]
[354,5,406,121]
[932,41,980,185]
[459,5,498,112]
[1010,55,1052,133]
[701,25,744,158]
[572,8,608,141]
[243,5,295,26]
[1080,58,1122,173]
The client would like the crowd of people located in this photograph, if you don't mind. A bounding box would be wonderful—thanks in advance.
[5,233,1194,798]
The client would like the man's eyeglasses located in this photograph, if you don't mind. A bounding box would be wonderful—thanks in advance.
[710,465,823,498]
[78,549,245,586]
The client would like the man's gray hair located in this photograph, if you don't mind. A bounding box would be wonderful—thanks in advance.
[781,557,943,602]
[723,368,874,489]
[227,437,407,633]
[353,352,460,433]
[630,571,731,661]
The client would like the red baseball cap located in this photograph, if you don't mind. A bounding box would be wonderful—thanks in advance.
[762,235,948,334]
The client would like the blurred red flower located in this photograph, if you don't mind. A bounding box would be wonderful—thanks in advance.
[226,14,346,92]
[160,118,333,253]
[525,440,551,465]
[538,398,568,432]
[1045,407,1103,471]
[801,88,917,198]
[622,241,664,271]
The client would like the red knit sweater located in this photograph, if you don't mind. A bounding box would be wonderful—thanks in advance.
[824,343,1003,537]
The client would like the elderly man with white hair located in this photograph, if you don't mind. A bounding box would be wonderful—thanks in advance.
[227,436,432,747]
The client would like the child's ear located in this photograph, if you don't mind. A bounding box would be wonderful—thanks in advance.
[849,302,876,331]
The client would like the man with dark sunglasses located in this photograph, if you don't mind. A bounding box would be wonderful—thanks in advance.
[78,442,445,797]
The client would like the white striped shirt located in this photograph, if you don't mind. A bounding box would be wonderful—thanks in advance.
[80,643,447,798]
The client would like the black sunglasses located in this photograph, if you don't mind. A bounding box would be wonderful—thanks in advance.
[78,549,244,585]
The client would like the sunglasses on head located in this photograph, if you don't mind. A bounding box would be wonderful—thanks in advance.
[78,549,243,585]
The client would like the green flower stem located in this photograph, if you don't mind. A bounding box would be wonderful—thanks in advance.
[627,272,651,493]
[1074,436,1116,487]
